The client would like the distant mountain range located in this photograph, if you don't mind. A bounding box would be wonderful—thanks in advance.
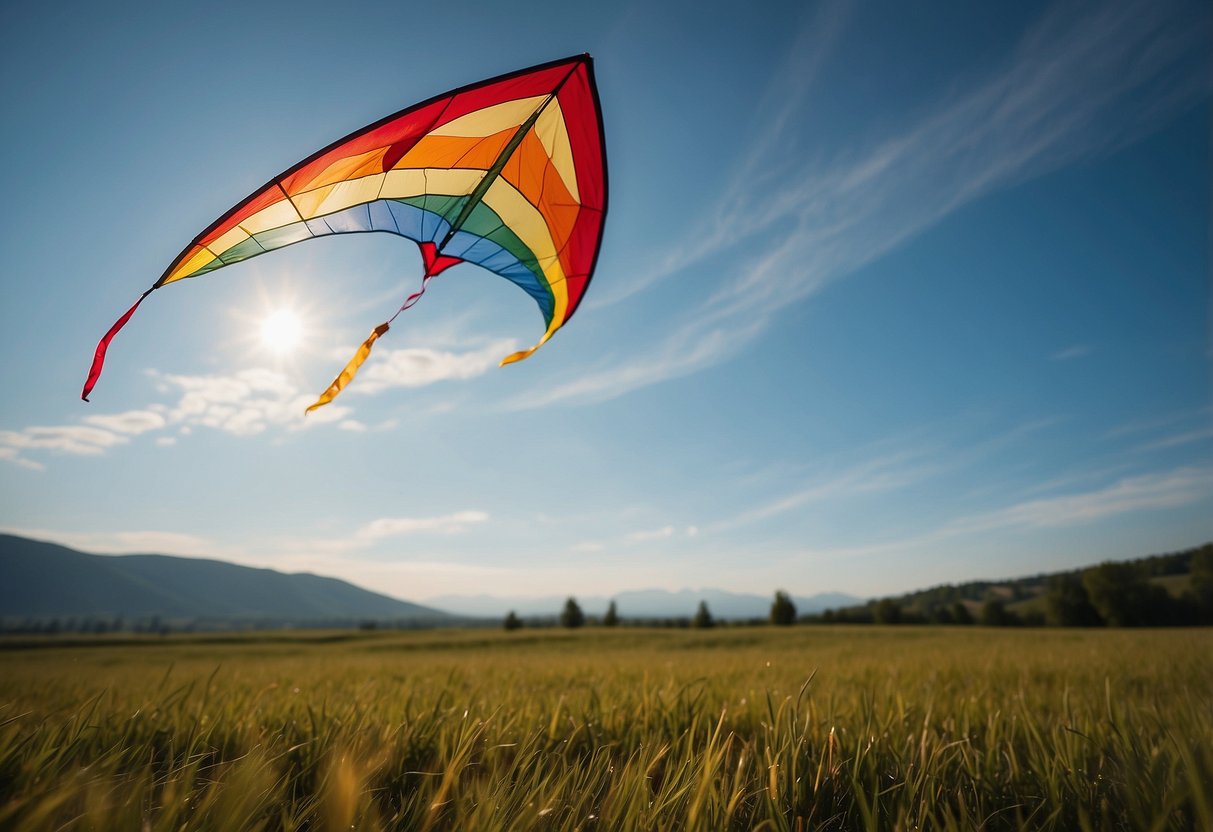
[0,533,863,627]
[0,534,450,627]
[424,588,863,621]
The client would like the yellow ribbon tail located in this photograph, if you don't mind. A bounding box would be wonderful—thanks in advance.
[500,346,538,366]
[500,328,555,366]
[306,322,389,414]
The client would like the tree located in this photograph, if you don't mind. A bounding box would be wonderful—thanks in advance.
[1045,575,1102,627]
[1189,544,1213,623]
[603,600,619,627]
[979,599,1019,627]
[770,591,797,626]
[951,602,974,625]
[1082,561,1170,626]
[503,610,522,631]
[873,598,902,625]
[560,597,585,629]
[692,601,714,629]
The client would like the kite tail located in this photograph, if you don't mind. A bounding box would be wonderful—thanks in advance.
[305,266,438,414]
[82,288,154,401]
[388,271,435,323]
[500,323,556,366]
[305,322,390,414]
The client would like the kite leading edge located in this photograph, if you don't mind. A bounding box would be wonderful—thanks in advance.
[82,54,607,412]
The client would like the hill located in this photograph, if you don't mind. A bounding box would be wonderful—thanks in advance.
[0,534,451,629]
[819,541,1212,626]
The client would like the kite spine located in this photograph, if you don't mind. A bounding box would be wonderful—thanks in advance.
[303,62,581,414]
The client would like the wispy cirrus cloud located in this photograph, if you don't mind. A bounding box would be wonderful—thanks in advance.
[753,462,1213,593]
[707,448,939,534]
[624,525,702,544]
[1134,426,1213,453]
[524,0,1210,409]
[356,511,490,540]
[944,465,1213,534]
[82,410,166,434]
[1051,344,1093,361]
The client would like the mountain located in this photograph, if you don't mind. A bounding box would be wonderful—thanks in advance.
[423,587,864,620]
[0,534,451,627]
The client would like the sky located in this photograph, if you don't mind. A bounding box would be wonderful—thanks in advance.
[0,0,1210,604]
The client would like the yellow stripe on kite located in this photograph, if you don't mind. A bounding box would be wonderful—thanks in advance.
[292,173,386,220]
[163,247,219,285]
[534,99,580,203]
[430,95,547,138]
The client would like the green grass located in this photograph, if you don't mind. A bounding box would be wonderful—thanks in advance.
[1,627,1210,830]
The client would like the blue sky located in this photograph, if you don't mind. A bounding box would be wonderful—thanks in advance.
[0,0,1209,603]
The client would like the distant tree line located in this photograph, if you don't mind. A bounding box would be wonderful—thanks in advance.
[499,547,1213,631]
[814,544,1213,628]
[0,615,449,636]
[504,591,803,630]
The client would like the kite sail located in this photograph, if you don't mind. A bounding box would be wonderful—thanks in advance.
[82,55,607,411]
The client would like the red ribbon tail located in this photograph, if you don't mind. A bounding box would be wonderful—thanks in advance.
[81,289,152,402]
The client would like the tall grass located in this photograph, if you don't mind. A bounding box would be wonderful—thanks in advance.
[1,627,1210,830]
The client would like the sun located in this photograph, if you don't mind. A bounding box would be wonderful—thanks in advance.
[260,309,303,354]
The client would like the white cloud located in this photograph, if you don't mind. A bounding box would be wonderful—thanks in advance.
[945,466,1213,534]
[1101,407,1212,440]
[356,511,490,540]
[709,449,938,533]
[82,409,166,434]
[0,424,127,457]
[507,317,766,409]
[0,336,523,468]
[155,367,350,436]
[1051,345,1093,361]
[1134,426,1213,453]
[0,446,44,471]
[524,0,1209,408]
[1,527,213,556]
[625,525,677,544]
[351,340,516,394]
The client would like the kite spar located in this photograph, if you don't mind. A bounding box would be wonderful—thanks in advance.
[82,54,607,412]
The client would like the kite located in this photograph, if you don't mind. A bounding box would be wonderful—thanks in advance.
[82,54,607,412]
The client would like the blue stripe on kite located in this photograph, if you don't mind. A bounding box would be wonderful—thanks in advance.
[368,200,399,234]
[300,200,554,323]
[420,202,447,241]
[441,230,552,320]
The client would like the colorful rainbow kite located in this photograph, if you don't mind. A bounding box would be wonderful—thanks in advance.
[83,55,607,412]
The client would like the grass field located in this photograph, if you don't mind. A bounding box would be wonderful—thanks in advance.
[1,627,1210,830]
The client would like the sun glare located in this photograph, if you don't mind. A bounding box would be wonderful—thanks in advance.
[260,309,303,354]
